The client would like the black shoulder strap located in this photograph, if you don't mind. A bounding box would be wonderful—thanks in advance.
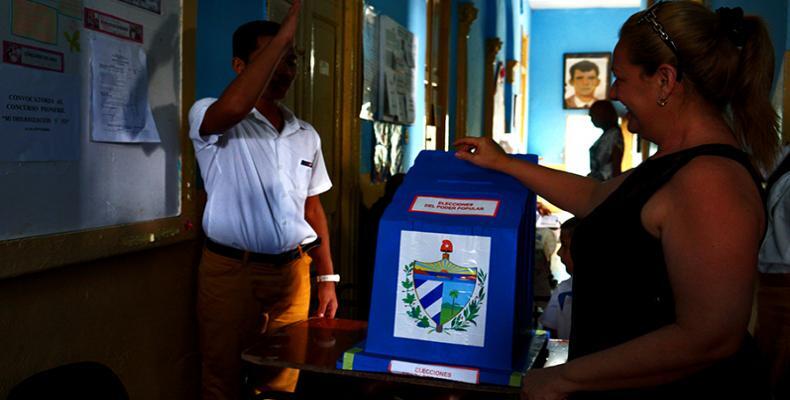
[632,144,764,208]
[676,144,767,225]
[691,144,764,190]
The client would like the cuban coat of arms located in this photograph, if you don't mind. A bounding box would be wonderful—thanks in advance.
[393,230,490,347]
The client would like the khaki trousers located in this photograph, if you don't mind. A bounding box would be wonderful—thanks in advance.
[197,247,311,400]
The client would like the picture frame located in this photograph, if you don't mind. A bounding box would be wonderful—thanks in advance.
[563,52,611,109]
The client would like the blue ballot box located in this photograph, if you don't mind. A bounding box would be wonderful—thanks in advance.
[338,150,543,386]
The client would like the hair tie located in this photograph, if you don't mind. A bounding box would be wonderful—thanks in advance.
[716,6,746,48]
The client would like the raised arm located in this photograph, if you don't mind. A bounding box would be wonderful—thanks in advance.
[453,137,626,217]
[199,0,301,134]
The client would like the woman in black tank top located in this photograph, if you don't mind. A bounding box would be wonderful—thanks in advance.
[455,2,780,399]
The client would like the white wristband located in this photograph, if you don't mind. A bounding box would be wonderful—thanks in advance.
[316,274,340,283]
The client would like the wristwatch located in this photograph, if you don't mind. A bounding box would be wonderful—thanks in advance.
[316,274,340,283]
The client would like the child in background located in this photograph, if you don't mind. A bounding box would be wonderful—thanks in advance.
[540,217,579,339]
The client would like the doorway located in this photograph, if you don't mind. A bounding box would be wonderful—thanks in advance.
[268,0,361,317]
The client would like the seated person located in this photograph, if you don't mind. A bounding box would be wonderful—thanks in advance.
[540,217,579,339]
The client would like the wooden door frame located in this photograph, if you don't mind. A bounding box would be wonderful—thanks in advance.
[519,32,529,149]
[267,0,361,312]
[483,38,502,138]
[336,0,362,306]
[425,0,451,150]
[455,3,478,139]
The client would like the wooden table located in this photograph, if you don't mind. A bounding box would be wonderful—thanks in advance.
[242,318,528,397]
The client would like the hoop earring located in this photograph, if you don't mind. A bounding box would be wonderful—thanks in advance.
[657,97,668,107]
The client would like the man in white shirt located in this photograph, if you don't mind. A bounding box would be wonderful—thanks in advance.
[188,2,338,399]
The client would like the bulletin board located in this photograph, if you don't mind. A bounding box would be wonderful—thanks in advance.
[0,0,199,278]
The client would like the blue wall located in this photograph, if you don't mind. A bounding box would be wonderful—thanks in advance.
[520,3,531,146]
[527,8,639,164]
[196,1,266,99]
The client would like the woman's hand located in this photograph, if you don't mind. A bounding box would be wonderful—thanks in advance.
[521,366,572,400]
[453,137,511,171]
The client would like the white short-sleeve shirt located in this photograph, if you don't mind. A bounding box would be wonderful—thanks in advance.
[759,171,790,274]
[540,277,573,340]
[189,98,332,254]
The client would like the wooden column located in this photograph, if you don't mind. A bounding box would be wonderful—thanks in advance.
[483,38,502,138]
[436,0,451,150]
[454,3,477,138]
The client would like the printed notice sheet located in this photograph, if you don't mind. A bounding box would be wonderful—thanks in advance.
[378,16,416,124]
[89,33,160,143]
[0,64,79,161]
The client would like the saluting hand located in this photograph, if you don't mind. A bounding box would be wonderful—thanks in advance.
[453,137,511,171]
[277,0,301,44]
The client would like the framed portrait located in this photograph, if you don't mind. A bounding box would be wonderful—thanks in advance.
[563,52,611,110]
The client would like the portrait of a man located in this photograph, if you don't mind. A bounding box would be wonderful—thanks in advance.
[563,53,611,109]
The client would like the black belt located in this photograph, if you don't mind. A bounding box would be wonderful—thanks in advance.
[205,237,321,265]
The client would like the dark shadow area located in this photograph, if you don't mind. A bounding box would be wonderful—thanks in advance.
[8,362,129,400]
[357,173,406,320]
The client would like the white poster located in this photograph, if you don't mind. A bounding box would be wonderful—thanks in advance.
[378,15,416,124]
[394,230,490,347]
[89,33,160,143]
[359,4,378,120]
[0,64,79,161]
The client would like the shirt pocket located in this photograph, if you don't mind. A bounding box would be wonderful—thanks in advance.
[287,156,312,198]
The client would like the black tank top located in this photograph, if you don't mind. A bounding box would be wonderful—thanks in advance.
[568,144,768,399]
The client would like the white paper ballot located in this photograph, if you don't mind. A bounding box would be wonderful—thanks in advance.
[90,33,160,143]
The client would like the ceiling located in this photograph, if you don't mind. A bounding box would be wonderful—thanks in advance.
[529,0,643,9]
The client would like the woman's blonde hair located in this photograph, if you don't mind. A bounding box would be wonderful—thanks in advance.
[620,1,780,172]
